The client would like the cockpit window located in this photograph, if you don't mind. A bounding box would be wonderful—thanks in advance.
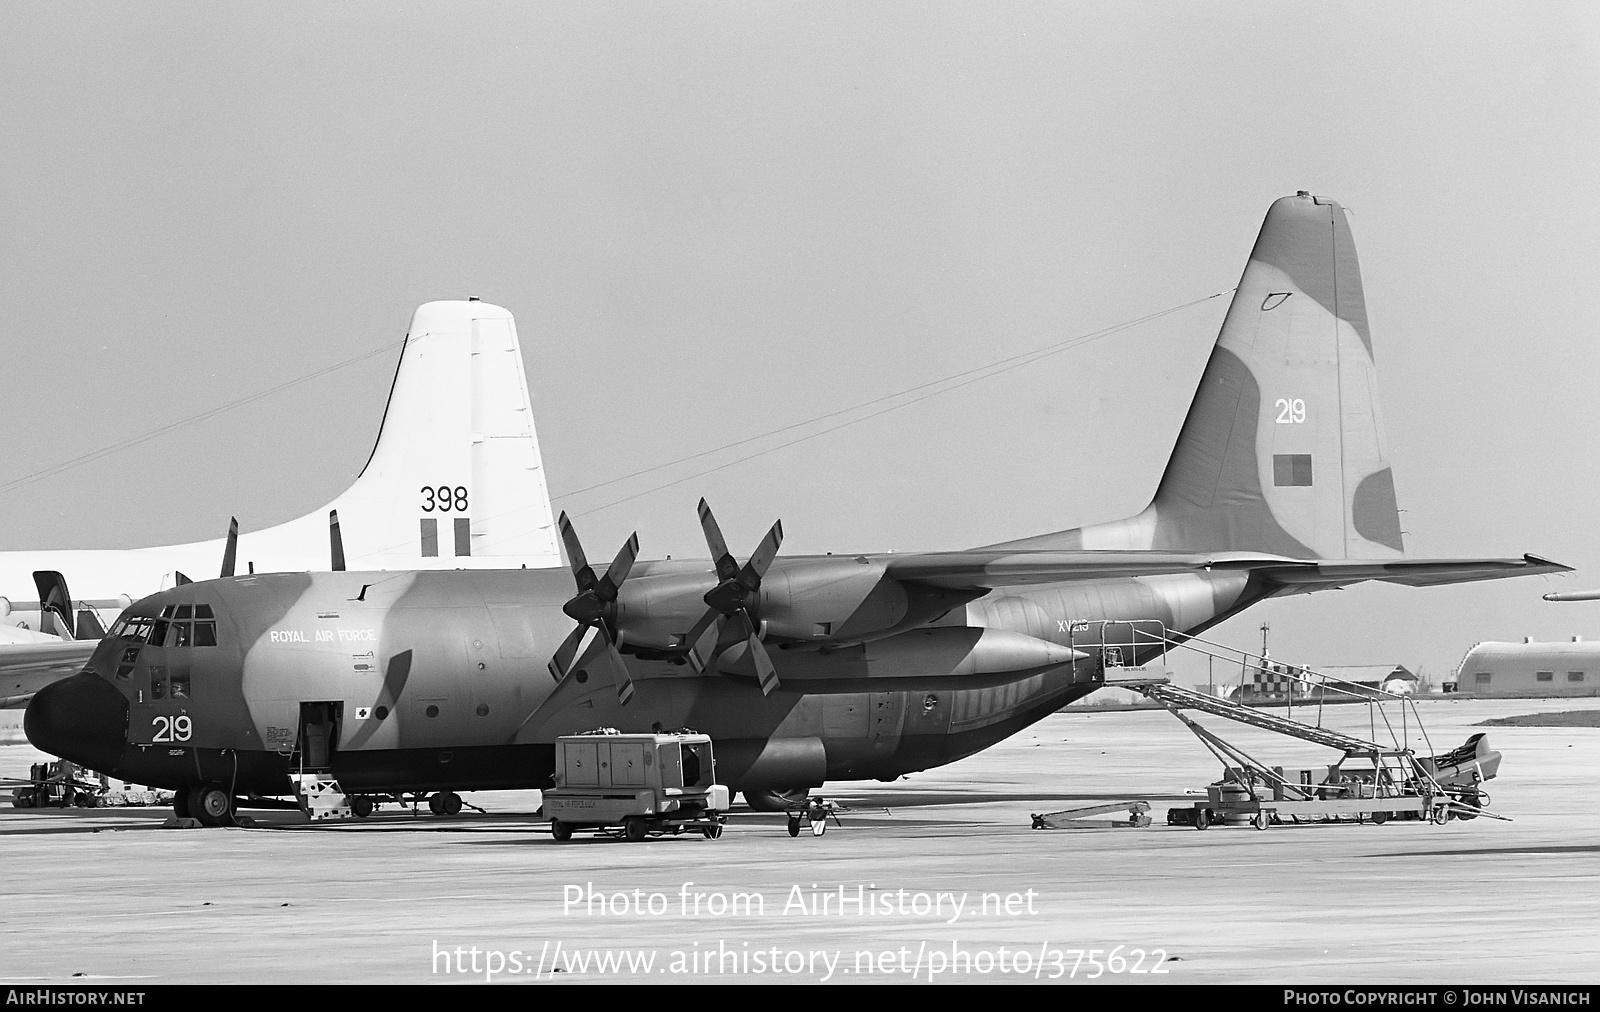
[121,605,217,648]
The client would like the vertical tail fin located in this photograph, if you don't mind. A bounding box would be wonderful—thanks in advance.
[229,301,564,571]
[998,193,1404,560]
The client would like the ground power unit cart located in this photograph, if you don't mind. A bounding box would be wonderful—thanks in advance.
[544,730,730,842]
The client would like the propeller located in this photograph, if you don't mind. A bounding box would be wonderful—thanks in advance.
[682,498,783,695]
[547,512,640,705]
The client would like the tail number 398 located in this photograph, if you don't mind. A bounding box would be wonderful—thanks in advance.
[421,485,470,512]
[153,715,193,743]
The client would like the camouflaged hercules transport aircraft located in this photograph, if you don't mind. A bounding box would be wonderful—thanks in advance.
[26,193,1568,826]
[0,300,564,707]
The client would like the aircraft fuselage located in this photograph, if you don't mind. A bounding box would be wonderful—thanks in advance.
[26,560,1266,799]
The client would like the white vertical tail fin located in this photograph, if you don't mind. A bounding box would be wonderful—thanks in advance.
[231,300,564,571]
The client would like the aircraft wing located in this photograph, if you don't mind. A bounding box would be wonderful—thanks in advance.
[884,551,1569,590]
[884,550,1243,587]
[0,640,98,708]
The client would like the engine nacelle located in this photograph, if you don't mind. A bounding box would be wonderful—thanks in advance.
[610,556,982,653]
[714,626,1086,691]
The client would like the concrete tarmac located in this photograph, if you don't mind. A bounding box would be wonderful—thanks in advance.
[2,697,1596,985]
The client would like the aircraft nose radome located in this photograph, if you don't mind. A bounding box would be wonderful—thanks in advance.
[24,671,127,772]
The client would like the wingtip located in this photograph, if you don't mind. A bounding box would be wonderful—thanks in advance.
[1525,554,1574,572]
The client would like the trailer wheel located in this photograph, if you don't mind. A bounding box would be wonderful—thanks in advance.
[1431,805,1452,826]
[1252,810,1270,831]
[550,819,573,841]
[623,816,648,841]
[350,796,374,819]
[1371,811,1389,825]
[1454,792,1481,822]
[1194,808,1211,831]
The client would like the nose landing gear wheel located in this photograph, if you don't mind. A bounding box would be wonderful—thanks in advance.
[787,817,801,837]
[192,785,235,827]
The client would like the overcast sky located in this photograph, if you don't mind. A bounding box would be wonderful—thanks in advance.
[2,2,1597,681]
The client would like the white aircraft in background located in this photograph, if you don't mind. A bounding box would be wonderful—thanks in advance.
[0,299,565,706]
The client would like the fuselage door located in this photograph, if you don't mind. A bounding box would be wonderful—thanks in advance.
[295,701,344,773]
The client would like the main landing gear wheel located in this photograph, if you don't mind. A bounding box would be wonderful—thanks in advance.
[623,816,648,842]
[1252,810,1270,831]
[428,792,463,817]
[550,819,573,841]
[191,785,234,827]
[350,796,374,819]
[1194,808,1211,831]
[171,785,192,820]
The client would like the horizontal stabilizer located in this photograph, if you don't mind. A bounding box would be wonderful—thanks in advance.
[1255,554,1571,589]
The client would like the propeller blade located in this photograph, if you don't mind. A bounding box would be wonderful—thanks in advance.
[698,499,739,582]
[571,632,635,705]
[747,631,780,695]
[329,510,347,572]
[685,610,724,673]
[557,512,594,590]
[220,517,238,578]
[738,520,784,591]
[602,644,636,706]
[599,532,640,598]
[547,624,589,681]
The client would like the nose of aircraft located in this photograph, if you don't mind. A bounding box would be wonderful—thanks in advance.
[25,670,128,773]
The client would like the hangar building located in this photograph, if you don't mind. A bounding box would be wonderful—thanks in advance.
[1449,638,1600,696]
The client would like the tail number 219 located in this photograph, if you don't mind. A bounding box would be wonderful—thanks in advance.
[152,715,193,743]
